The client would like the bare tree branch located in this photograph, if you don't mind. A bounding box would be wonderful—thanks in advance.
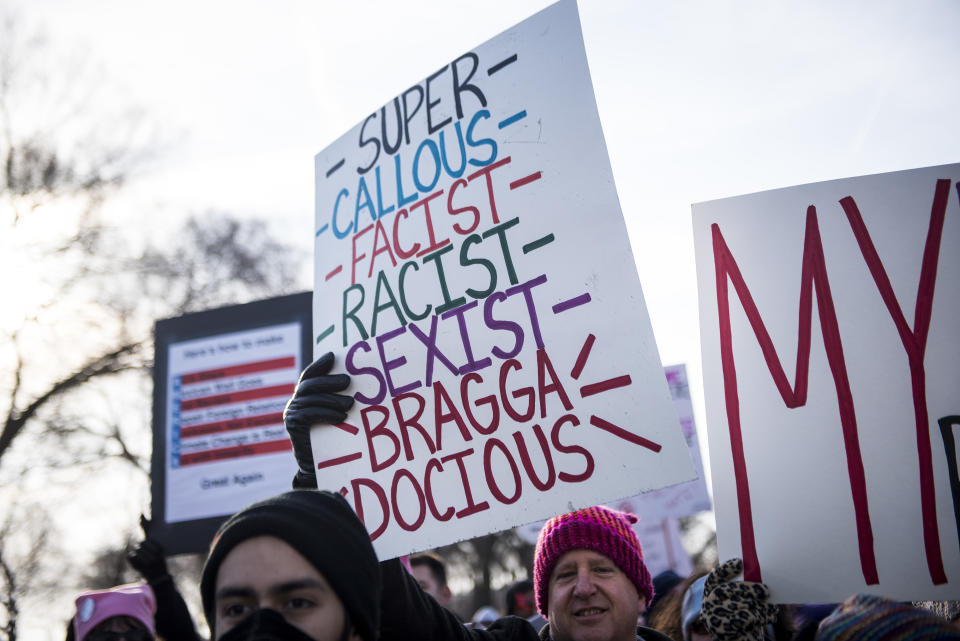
[0,15,305,635]
[0,502,51,641]
[0,342,141,463]
[0,551,18,641]
[108,420,149,478]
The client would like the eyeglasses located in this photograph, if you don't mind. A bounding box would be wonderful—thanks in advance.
[86,630,153,641]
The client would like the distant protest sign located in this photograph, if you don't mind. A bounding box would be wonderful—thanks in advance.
[311,0,694,559]
[693,164,960,602]
[151,293,310,554]
[625,364,712,520]
[515,364,707,573]
[516,514,692,578]
[630,517,693,578]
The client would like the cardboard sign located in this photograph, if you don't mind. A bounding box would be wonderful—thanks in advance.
[693,164,960,602]
[625,365,712,520]
[311,0,694,560]
[631,517,694,579]
[514,364,710,526]
[516,513,692,578]
[514,364,708,571]
[151,293,310,554]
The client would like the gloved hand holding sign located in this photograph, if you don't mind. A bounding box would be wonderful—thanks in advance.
[283,352,354,489]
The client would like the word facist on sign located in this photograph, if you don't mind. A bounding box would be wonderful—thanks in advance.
[310,0,694,559]
[693,163,960,603]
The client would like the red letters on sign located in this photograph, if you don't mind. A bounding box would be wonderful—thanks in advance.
[711,179,952,585]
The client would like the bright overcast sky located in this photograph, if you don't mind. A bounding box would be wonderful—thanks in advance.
[10,0,960,507]
[12,0,959,368]
[5,1,959,636]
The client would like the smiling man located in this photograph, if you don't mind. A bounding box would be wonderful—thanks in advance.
[275,354,773,641]
[533,506,671,641]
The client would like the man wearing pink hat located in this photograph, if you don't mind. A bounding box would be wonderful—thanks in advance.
[282,354,776,641]
[70,583,155,641]
[532,506,671,641]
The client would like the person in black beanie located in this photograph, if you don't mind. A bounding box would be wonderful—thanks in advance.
[200,490,381,641]
[279,353,785,641]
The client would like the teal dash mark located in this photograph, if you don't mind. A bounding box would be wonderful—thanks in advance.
[316,224,329,237]
[316,325,334,344]
[523,233,555,254]
[498,110,527,129]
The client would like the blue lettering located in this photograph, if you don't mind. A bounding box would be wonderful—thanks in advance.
[332,188,353,239]
[374,165,395,218]
[466,109,497,167]
[413,139,442,193]
[439,122,467,179]
[355,176,377,226]
[394,152,419,208]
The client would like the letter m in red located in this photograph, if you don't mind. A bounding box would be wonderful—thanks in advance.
[712,178,953,586]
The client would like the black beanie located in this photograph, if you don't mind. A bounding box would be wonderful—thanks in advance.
[200,490,381,641]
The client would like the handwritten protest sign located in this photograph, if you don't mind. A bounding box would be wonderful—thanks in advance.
[693,163,960,602]
[310,0,694,559]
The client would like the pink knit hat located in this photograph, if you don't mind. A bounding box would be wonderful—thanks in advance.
[72,583,156,641]
[533,506,653,617]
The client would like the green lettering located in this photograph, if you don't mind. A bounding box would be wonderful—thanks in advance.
[422,243,466,314]
[370,270,407,337]
[482,217,520,286]
[342,283,368,347]
[398,261,432,321]
[460,233,496,300]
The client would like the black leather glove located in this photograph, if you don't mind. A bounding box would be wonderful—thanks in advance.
[127,515,170,584]
[701,558,778,641]
[284,352,354,489]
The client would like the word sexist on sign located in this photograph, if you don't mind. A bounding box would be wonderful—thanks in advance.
[346,272,549,402]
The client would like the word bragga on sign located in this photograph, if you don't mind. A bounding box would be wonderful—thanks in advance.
[311,0,695,560]
[693,163,960,603]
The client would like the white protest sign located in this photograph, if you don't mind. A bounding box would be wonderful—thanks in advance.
[631,517,694,579]
[516,365,711,524]
[165,323,300,522]
[311,0,694,560]
[623,365,712,520]
[516,513,692,579]
[693,163,960,602]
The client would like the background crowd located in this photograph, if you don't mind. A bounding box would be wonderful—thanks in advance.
[64,355,960,641]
